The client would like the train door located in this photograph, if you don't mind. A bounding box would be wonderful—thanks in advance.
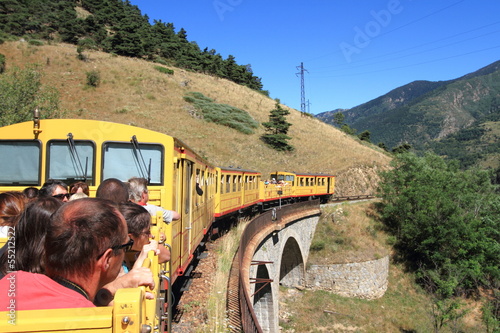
[181,160,193,268]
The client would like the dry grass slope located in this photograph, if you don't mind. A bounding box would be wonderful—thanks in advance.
[0,41,392,194]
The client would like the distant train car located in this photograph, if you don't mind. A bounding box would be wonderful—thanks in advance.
[214,167,261,218]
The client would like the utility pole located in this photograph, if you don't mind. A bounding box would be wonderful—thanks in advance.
[307,99,311,115]
[296,62,308,117]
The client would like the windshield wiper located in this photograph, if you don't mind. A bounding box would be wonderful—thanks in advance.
[131,135,151,183]
[67,133,88,181]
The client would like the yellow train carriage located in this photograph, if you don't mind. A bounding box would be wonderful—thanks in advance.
[214,167,261,217]
[261,171,295,203]
[268,171,335,203]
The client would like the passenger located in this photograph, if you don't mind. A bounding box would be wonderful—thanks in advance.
[96,178,129,204]
[0,198,130,310]
[119,202,170,266]
[39,179,70,202]
[128,177,180,224]
[22,186,39,201]
[69,192,88,201]
[0,191,27,238]
[69,181,90,196]
[0,197,63,278]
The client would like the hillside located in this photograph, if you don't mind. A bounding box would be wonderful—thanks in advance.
[0,41,391,195]
[317,60,500,169]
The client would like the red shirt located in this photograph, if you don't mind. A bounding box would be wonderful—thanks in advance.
[0,271,94,311]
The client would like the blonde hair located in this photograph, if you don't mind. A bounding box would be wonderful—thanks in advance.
[69,192,88,201]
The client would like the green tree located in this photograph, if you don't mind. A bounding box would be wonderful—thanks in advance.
[377,153,500,297]
[392,143,412,154]
[261,100,294,151]
[341,123,356,135]
[333,111,345,126]
[358,130,371,142]
[0,65,61,126]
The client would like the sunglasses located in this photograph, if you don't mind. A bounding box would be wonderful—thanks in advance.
[52,193,71,200]
[96,238,134,259]
[111,238,134,252]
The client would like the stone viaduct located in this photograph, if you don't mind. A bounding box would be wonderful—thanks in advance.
[237,200,389,333]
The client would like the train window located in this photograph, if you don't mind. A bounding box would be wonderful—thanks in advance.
[226,175,231,193]
[0,140,41,186]
[47,140,95,185]
[102,142,163,184]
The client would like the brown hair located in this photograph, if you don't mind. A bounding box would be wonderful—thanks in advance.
[45,198,126,278]
[0,191,27,228]
[119,202,150,237]
[69,181,90,196]
[0,197,63,275]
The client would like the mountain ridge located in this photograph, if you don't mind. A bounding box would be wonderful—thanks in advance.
[316,59,500,169]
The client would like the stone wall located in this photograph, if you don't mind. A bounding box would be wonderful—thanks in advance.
[305,255,389,299]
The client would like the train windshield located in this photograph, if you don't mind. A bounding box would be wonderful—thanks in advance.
[47,140,95,185]
[102,142,163,185]
[0,140,41,186]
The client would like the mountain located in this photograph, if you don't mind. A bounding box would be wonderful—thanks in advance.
[317,60,500,169]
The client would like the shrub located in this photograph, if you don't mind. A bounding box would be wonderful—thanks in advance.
[310,240,326,251]
[183,92,258,134]
[154,65,174,75]
[0,54,5,74]
[28,39,44,46]
[86,70,101,87]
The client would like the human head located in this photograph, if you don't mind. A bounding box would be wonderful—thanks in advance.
[0,191,27,228]
[0,197,63,275]
[96,178,129,204]
[44,198,128,286]
[23,187,39,201]
[69,181,90,196]
[127,177,148,203]
[119,202,151,251]
[39,180,69,202]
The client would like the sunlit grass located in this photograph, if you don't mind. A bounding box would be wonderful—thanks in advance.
[197,220,247,333]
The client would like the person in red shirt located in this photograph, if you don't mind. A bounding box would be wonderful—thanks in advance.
[0,198,130,311]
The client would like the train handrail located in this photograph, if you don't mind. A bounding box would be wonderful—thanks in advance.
[237,200,321,332]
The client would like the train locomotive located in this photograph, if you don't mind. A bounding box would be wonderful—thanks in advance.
[0,117,334,333]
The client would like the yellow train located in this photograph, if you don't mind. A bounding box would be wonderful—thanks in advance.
[0,117,334,333]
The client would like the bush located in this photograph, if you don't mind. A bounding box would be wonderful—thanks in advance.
[310,240,326,251]
[0,54,5,74]
[154,66,174,75]
[183,92,258,134]
[28,39,44,46]
[86,70,101,87]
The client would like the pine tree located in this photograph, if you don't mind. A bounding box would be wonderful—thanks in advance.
[261,100,294,151]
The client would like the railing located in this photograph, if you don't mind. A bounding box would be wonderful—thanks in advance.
[237,200,321,332]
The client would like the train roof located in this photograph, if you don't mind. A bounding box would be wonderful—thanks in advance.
[218,166,261,174]
[271,171,335,177]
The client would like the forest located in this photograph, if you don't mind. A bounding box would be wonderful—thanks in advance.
[0,0,266,93]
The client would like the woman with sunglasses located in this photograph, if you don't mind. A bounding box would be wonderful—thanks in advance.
[39,179,70,202]
[118,202,170,269]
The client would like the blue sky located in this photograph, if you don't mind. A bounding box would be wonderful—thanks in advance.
[130,0,500,114]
